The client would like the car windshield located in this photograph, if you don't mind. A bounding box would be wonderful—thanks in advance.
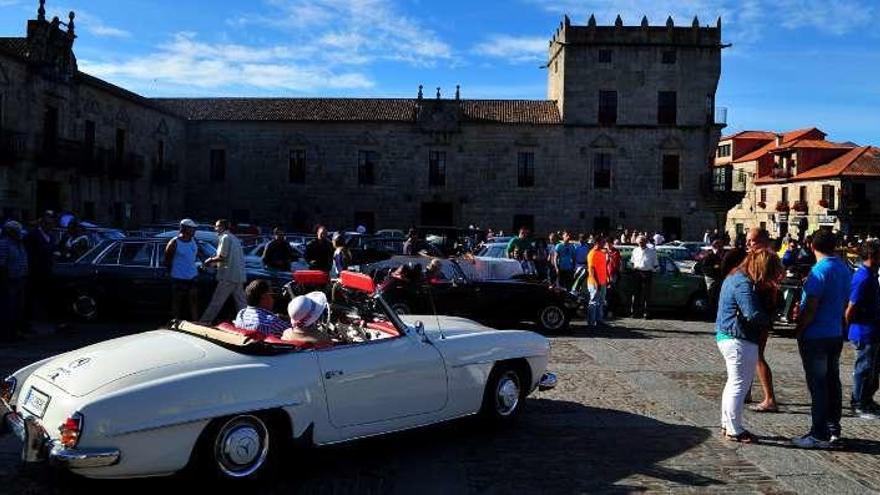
[659,248,690,261]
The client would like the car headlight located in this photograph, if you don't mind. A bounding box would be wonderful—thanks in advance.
[1,376,15,403]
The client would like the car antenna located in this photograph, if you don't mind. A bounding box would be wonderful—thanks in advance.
[427,287,446,340]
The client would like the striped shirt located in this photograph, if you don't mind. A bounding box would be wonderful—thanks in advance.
[0,238,28,279]
[233,306,288,338]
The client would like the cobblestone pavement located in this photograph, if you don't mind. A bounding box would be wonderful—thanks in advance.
[1,318,879,493]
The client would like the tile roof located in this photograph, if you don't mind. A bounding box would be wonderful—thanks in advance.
[0,37,28,59]
[733,141,778,163]
[151,97,562,125]
[754,146,880,184]
[790,147,880,181]
[720,130,777,141]
[770,139,855,152]
[732,127,826,163]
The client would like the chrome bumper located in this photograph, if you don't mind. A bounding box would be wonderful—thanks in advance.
[538,372,558,391]
[1,398,120,469]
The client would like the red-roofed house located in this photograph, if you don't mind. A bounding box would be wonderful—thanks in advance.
[719,127,880,238]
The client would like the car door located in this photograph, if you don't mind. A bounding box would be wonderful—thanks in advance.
[424,262,478,316]
[98,241,164,313]
[651,257,685,309]
[317,334,448,429]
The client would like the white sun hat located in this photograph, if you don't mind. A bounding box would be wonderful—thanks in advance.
[180,218,198,228]
[287,291,328,328]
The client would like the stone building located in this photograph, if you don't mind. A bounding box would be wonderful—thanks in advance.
[0,4,184,228]
[714,127,880,240]
[1,4,726,239]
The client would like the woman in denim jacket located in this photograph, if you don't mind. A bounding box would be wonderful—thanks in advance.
[716,250,782,442]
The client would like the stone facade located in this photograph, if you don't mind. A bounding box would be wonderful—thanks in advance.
[1,5,725,239]
[0,10,185,228]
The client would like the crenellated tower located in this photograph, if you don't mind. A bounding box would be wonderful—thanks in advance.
[546,13,724,126]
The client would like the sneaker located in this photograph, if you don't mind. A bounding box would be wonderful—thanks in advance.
[853,407,880,420]
[791,434,831,449]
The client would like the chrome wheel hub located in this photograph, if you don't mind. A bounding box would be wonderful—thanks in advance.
[73,295,97,319]
[224,427,260,465]
[496,373,520,416]
[214,416,269,478]
[542,306,564,328]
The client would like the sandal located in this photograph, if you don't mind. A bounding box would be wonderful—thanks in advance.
[749,403,779,413]
[725,430,757,443]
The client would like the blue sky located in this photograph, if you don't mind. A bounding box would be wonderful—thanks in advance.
[1,0,878,144]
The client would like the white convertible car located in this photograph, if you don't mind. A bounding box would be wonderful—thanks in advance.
[1,271,556,480]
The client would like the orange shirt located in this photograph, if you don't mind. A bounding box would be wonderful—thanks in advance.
[587,248,608,286]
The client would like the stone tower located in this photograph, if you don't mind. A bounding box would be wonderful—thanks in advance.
[25,0,78,81]
[546,14,722,126]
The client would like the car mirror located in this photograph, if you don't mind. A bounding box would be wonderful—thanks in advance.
[413,320,428,342]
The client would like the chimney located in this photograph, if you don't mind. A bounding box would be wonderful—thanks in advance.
[776,134,783,147]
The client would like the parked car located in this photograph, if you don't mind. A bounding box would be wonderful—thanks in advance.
[668,241,706,260]
[52,238,290,320]
[574,252,708,318]
[244,241,309,272]
[476,242,508,259]
[364,256,579,333]
[0,271,556,480]
[656,245,698,273]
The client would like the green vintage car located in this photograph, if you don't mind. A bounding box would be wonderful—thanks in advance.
[573,250,709,318]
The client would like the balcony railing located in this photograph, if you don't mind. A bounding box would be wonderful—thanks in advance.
[108,152,145,180]
[0,130,28,166]
[713,106,728,125]
[771,168,792,179]
[152,162,175,185]
[35,134,83,168]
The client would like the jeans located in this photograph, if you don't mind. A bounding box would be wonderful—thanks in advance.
[587,284,607,325]
[718,338,759,435]
[799,337,843,440]
[851,340,880,409]
[200,280,247,324]
[1,278,26,341]
[558,269,574,291]
[631,271,652,317]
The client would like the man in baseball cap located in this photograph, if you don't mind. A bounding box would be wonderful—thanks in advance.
[282,291,331,345]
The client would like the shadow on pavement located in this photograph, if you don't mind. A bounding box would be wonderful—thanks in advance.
[758,435,880,454]
[3,399,718,494]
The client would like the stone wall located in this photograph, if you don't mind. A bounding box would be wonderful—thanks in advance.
[182,120,715,238]
[0,51,186,226]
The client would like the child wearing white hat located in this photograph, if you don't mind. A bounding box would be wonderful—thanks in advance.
[282,291,332,345]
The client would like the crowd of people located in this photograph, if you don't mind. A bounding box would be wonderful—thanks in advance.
[0,211,96,343]
[714,227,880,449]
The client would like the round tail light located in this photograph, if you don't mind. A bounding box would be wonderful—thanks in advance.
[59,413,83,448]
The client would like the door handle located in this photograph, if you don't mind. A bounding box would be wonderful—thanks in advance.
[324,370,344,379]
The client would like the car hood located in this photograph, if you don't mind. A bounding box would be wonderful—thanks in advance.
[32,331,209,397]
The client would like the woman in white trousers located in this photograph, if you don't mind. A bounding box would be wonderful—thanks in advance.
[715,250,780,442]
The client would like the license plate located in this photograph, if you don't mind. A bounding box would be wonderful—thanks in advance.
[21,387,50,419]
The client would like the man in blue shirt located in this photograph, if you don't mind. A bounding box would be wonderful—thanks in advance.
[554,231,577,290]
[792,230,852,449]
[846,240,880,419]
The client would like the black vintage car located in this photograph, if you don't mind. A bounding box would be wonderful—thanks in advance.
[53,238,291,321]
[364,256,580,333]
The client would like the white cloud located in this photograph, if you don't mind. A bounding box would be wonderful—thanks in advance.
[231,0,453,66]
[472,35,548,63]
[79,32,373,94]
